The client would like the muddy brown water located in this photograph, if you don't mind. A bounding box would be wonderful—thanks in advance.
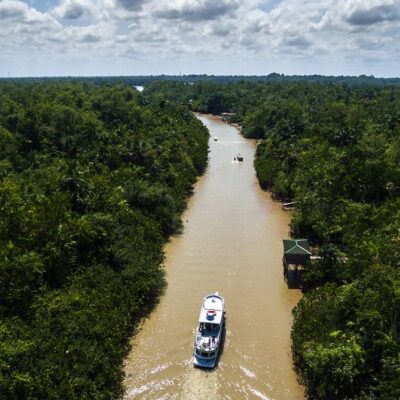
[123,115,304,399]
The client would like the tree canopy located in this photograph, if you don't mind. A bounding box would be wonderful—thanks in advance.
[2,77,399,399]
[146,79,400,399]
[0,81,208,398]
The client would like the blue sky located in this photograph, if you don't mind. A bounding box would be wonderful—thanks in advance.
[0,0,400,77]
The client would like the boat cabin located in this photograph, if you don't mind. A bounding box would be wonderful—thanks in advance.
[199,297,223,324]
[193,293,225,368]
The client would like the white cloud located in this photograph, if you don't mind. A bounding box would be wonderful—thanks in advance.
[1,0,400,76]
[211,22,235,37]
[116,0,149,11]
[52,0,95,20]
[0,0,62,47]
[66,22,118,43]
[0,0,27,19]
[285,36,312,48]
[154,0,242,22]
[344,0,400,26]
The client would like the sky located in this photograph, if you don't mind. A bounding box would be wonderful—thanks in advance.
[0,0,400,77]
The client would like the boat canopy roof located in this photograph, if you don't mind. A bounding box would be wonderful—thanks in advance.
[198,294,224,324]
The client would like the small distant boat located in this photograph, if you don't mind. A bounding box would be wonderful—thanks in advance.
[237,153,243,161]
[193,293,225,369]
[214,137,218,141]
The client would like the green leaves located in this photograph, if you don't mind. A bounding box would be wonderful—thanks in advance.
[301,334,364,399]
[0,81,208,398]
[200,81,400,398]
[143,80,400,398]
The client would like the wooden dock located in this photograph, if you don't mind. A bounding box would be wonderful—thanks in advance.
[282,201,296,211]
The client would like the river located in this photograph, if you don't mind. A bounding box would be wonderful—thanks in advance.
[123,115,304,399]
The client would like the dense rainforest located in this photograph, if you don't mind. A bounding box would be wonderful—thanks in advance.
[0,82,209,398]
[1,77,399,399]
[4,72,400,87]
[143,80,400,399]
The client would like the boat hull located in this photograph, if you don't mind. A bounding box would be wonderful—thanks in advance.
[193,293,225,369]
[193,355,217,369]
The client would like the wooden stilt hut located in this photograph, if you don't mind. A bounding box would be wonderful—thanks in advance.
[282,239,311,289]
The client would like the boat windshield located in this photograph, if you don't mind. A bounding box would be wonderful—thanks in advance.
[199,323,220,334]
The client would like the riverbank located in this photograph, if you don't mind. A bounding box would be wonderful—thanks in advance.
[0,83,210,399]
[123,114,304,399]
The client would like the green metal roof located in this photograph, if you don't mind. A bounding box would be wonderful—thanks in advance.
[283,239,311,255]
[283,239,311,266]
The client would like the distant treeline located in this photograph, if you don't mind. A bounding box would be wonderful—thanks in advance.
[144,80,400,399]
[0,82,208,398]
[2,72,400,87]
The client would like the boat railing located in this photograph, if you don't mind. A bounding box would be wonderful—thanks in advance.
[196,333,219,350]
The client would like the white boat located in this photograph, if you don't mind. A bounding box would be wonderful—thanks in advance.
[193,293,225,368]
[237,153,243,161]
[214,136,218,141]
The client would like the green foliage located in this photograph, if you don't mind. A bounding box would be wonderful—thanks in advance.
[240,83,400,399]
[5,73,400,87]
[3,77,399,398]
[0,81,208,398]
[301,334,364,399]
[151,78,400,398]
